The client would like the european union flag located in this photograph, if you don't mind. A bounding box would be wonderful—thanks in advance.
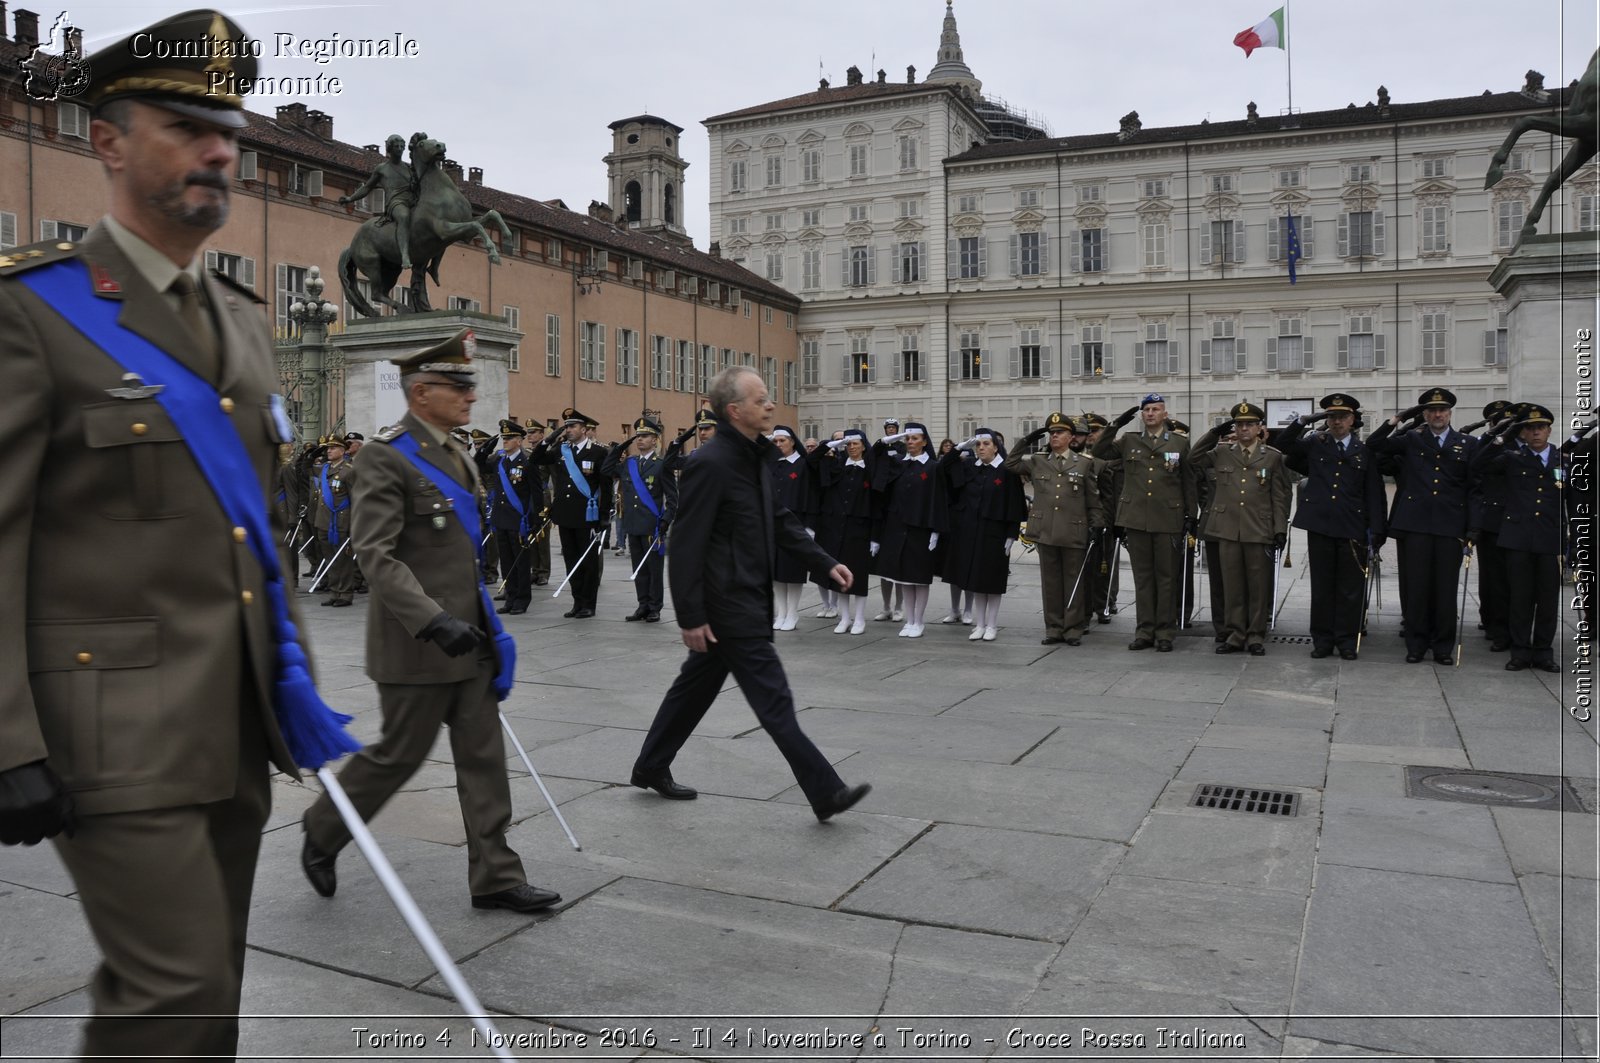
[1285,215,1301,285]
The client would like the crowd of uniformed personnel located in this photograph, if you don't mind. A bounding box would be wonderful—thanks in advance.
[278,386,1593,669]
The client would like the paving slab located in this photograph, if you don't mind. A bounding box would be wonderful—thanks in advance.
[1317,791,1516,883]
[947,689,1220,724]
[1103,669,1240,704]
[839,824,1126,942]
[1172,745,1329,790]
[792,707,1058,764]
[1017,716,1203,777]
[507,787,926,908]
[0,840,75,897]
[0,885,97,1014]
[1290,863,1565,1057]
[798,678,988,716]
[1518,872,1598,1004]
[1040,873,1305,1012]
[1016,981,1284,1057]
[1117,811,1318,893]
[1490,807,1600,879]
[1197,721,1333,754]
[768,750,1166,843]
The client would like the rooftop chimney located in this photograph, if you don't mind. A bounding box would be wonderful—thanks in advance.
[876,68,886,84]
[441,159,463,183]
[275,102,308,129]
[709,241,721,258]
[906,65,916,84]
[845,65,863,86]
[588,200,614,223]
[467,166,483,185]
[1117,110,1141,141]
[304,109,333,138]
[14,8,38,49]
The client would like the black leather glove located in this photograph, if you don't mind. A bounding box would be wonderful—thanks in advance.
[1183,518,1198,537]
[1112,404,1139,429]
[673,427,695,447]
[1023,427,1048,448]
[1303,410,1331,423]
[1465,528,1481,545]
[1272,532,1287,552]
[418,611,486,658]
[1399,404,1424,421]
[0,761,76,846]
[1113,525,1127,542]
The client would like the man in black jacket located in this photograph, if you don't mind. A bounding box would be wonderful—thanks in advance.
[631,367,871,821]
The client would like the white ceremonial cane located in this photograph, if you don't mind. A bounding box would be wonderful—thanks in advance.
[308,538,350,593]
[497,713,581,851]
[314,769,517,1062]
[551,529,605,599]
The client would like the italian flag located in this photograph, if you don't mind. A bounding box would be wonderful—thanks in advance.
[1234,8,1285,57]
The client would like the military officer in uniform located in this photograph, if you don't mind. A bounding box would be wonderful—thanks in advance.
[1471,404,1566,672]
[1370,388,1478,664]
[601,416,676,622]
[1190,403,1292,655]
[1468,400,1515,651]
[525,421,552,585]
[312,434,356,606]
[486,418,539,615]
[300,330,560,912]
[1280,395,1388,659]
[665,407,718,476]
[0,12,341,1057]
[1008,412,1107,645]
[530,407,610,618]
[1093,394,1197,651]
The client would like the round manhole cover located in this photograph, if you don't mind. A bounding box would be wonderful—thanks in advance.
[1419,772,1557,805]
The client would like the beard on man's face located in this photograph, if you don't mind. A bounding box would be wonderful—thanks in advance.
[148,170,231,230]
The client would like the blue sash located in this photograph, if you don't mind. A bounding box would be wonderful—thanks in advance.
[318,463,348,545]
[495,454,530,536]
[20,259,357,769]
[626,457,665,554]
[561,443,600,522]
[387,432,517,701]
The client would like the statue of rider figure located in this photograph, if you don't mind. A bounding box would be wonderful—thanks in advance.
[340,134,418,271]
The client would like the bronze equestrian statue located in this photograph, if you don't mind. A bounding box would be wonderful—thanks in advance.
[1485,48,1599,241]
[339,133,512,317]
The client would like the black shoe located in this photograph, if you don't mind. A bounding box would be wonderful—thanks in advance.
[625,607,649,622]
[631,768,697,800]
[1040,635,1065,645]
[1096,613,1112,624]
[573,608,595,619]
[1065,637,1082,647]
[1340,650,1359,661]
[1248,643,1266,657]
[1216,643,1242,655]
[1490,640,1510,652]
[814,783,872,822]
[319,598,338,607]
[1310,647,1333,659]
[644,612,661,623]
[1156,640,1174,652]
[1535,660,1560,673]
[1128,638,1154,651]
[497,604,513,614]
[507,607,527,615]
[331,598,353,607]
[1506,659,1529,671]
[471,883,561,912]
[301,827,337,898]
[533,577,548,586]
[1405,654,1424,664]
[1434,653,1454,665]
[494,592,507,601]
[562,608,579,618]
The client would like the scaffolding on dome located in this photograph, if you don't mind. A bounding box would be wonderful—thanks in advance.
[975,93,1051,141]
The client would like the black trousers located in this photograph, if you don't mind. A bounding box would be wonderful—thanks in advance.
[1477,529,1510,643]
[629,532,664,613]
[1308,532,1366,654]
[494,526,531,610]
[558,523,604,610]
[635,637,843,809]
[1398,532,1466,657]
[1505,549,1560,665]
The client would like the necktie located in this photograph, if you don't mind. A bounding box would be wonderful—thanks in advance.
[170,272,219,379]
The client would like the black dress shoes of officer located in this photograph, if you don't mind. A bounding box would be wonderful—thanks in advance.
[1128,638,1154,651]
[1064,637,1082,646]
[1535,660,1561,673]
[301,826,337,898]
[507,607,526,615]
[1040,635,1065,645]
[644,612,661,623]
[625,606,649,622]
[496,603,513,614]
[1156,639,1174,652]
[1433,653,1454,665]
[471,883,561,912]
[631,768,697,800]
[572,607,595,619]
[814,783,872,822]
[1340,650,1359,661]
[1310,647,1333,659]
[1216,642,1242,655]
[1405,653,1424,664]
[1248,643,1266,657]
[562,607,579,618]
[1097,613,1112,624]
[1506,659,1529,671]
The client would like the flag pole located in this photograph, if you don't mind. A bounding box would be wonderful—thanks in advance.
[1284,1,1293,115]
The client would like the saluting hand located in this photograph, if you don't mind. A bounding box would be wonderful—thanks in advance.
[1113,404,1139,429]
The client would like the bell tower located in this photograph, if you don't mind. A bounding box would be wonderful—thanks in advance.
[605,115,689,242]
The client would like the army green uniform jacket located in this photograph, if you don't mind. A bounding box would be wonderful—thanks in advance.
[1189,432,1292,544]
[1092,427,1197,533]
[313,456,355,540]
[1003,448,1106,548]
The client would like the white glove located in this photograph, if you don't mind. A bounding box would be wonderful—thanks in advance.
[869,541,880,557]
[928,532,939,550]
[826,438,849,451]
[1004,539,1015,552]
[882,432,908,444]
[957,437,979,451]
[805,527,816,539]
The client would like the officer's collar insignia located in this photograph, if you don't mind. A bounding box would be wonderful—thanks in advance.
[90,263,121,295]
[104,372,164,400]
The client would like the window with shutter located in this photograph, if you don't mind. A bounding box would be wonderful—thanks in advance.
[1420,311,1449,368]
[546,314,561,376]
[0,211,15,249]
[1142,218,1168,269]
[238,151,258,181]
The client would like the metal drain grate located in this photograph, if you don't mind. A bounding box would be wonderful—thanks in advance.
[1403,766,1588,813]
[1190,783,1300,816]
[1268,635,1314,644]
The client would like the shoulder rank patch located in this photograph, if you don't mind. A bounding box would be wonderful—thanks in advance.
[208,268,266,305]
[0,239,80,276]
[374,424,407,443]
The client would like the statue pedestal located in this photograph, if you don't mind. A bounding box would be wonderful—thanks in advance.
[332,311,520,436]
[1488,233,1600,431]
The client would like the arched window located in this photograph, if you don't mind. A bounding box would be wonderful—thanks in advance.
[624,180,642,224]
[663,182,676,225]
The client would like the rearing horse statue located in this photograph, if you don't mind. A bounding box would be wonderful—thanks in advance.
[1485,48,1599,241]
[339,134,513,317]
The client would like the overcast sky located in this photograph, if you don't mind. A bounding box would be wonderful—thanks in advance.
[54,0,1600,244]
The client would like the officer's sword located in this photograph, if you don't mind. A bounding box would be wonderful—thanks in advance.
[315,769,517,1062]
[498,714,581,850]
[1270,546,1283,631]
[551,529,605,599]
[1107,536,1124,613]
[1178,534,1195,630]
[308,539,351,594]
[628,535,663,581]
[1455,542,1474,667]
[1063,548,1095,612]
[1356,539,1375,655]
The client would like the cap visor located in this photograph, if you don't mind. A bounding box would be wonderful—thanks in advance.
[130,95,248,129]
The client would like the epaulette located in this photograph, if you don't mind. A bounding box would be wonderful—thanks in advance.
[373,424,406,443]
[0,239,81,276]
[209,268,266,305]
